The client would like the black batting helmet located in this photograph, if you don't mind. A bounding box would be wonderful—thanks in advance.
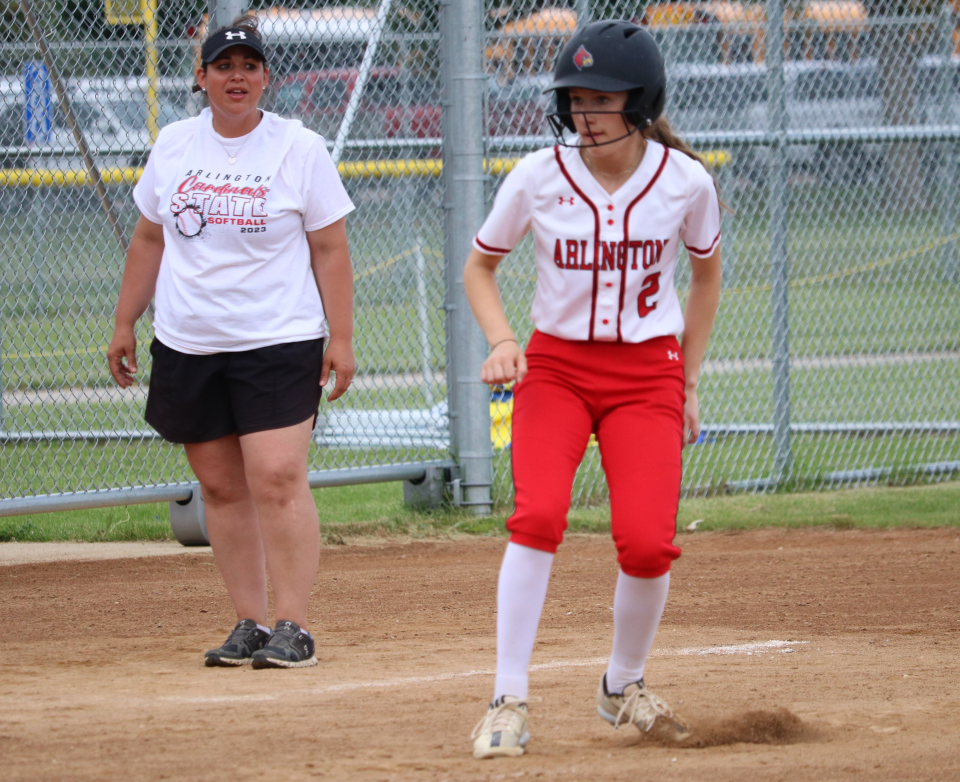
[545,20,666,140]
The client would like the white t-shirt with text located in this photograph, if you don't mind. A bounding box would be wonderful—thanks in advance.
[134,108,354,354]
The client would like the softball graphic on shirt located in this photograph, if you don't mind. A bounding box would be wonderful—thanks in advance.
[173,204,206,238]
[169,169,271,239]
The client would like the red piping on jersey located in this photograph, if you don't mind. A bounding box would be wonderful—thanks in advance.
[617,147,670,342]
[554,146,601,341]
[475,236,512,255]
[685,229,721,257]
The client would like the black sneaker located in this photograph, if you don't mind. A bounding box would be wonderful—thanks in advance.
[251,620,318,669]
[204,619,271,667]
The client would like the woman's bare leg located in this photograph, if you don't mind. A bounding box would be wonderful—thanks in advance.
[183,435,268,626]
[239,418,318,629]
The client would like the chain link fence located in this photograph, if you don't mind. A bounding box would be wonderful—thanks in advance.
[485,0,960,505]
[0,0,452,511]
[0,0,958,517]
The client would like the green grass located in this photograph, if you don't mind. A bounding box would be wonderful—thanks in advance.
[4,182,959,388]
[3,353,955,434]
[1,181,958,506]
[2,428,955,502]
[0,503,173,543]
[0,441,451,499]
[0,303,447,391]
[1,480,957,543]
[490,431,960,508]
[675,480,960,531]
[0,189,449,386]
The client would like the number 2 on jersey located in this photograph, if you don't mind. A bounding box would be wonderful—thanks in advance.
[637,272,660,318]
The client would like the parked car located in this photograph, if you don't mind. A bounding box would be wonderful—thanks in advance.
[268,67,441,141]
[492,65,769,146]
[0,95,138,168]
[743,55,960,182]
[484,74,551,137]
[0,76,192,170]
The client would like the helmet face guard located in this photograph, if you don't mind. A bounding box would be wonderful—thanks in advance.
[547,107,644,149]
[544,20,666,148]
[547,88,652,148]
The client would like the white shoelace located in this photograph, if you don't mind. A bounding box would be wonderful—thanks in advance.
[471,699,527,740]
[614,688,676,732]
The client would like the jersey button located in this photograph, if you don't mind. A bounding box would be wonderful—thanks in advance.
[607,219,614,225]
[605,282,613,287]
[602,319,609,324]
[607,205,614,211]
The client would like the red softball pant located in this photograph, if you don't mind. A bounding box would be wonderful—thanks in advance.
[507,330,685,578]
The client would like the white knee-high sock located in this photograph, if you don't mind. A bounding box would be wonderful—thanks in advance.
[605,571,670,694]
[494,542,554,701]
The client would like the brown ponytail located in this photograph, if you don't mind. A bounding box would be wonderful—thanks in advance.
[643,115,732,214]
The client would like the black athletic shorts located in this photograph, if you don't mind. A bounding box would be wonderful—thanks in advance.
[145,337,325,444]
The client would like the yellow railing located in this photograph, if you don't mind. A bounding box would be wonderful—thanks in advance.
[0,151,731,188]
[0,168,145,187]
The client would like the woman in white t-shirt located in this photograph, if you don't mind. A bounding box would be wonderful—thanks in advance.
[466,22,722,757]
[107,16,354,669]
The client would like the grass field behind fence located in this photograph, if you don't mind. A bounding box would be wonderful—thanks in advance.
[1,360,955,433]
[1,480,958,543]
[1,178,958,501]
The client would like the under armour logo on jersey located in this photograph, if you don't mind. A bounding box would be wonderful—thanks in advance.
[225,31,247,40]
[558,196,575,205]
[573,45,594,70]
[668,351,680,361]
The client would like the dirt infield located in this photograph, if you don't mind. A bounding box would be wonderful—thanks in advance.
[2,528,959,781]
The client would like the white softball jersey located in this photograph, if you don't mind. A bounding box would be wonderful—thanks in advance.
[134,108,355,355]
[473,141,720,343]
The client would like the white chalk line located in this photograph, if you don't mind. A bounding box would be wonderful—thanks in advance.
[161,640,807,705]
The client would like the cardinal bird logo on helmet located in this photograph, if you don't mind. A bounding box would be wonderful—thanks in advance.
[573,45,594,70]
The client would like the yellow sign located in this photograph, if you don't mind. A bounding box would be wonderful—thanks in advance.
[104,0,159,141]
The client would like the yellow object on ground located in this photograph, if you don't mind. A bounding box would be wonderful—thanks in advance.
[489,395,597,450]
[490,398,514,450]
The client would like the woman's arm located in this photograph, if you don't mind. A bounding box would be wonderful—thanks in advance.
[463,248,527,385]
[107,216,165,388]
[307,217,355,401]
[680,244,722,445]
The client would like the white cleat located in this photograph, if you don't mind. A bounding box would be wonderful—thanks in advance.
[472,696,530,759]
[597,674,690,740]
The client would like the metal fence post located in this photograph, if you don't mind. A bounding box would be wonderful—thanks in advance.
[441,0,492,513]
[718,157,736,286]
[331,0,393,165]
[414,237,434,407]
[940,5,960,284]
[209,0,246,30]
[0,310,4,432]
[31,187,45,313]
[576,0,592,27]
[767,0,791,487]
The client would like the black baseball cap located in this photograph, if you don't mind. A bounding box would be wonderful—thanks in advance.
[201,28,267,65]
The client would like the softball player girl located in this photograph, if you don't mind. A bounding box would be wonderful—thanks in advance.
[465,21,721,758]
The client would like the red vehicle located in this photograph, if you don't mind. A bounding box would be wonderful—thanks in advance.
[270,67,442,140]
[269,67,549,141]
